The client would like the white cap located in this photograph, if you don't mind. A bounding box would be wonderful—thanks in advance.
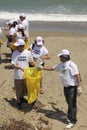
[6,20,13,25]
[18,24,24,29]
[58,49,70,57]
[19,13,26,18]
[36,36,43,45]
[14,39,25,46]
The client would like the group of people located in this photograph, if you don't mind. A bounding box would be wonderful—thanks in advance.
[6,13,29,52]
[11,36,50,109]
[1,13,83,129]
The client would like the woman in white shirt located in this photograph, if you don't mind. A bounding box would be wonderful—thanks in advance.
[30,36,51,94]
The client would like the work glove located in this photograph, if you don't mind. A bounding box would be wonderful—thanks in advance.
[77,87,82,96]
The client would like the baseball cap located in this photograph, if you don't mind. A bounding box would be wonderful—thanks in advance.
[58,49,70,57]
[18,24,24,29]
[14,39,25,46]
[36,36,43,45]
[6,20,13,25]
[19,13,26,18]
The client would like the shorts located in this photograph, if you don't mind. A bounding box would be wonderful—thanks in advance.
[14,79,27,97]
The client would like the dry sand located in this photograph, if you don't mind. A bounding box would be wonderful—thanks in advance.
[0,31,87,130]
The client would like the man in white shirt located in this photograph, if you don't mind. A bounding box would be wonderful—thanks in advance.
[11,39,35,110]
[40,49,82,128]
[19,13,29,38]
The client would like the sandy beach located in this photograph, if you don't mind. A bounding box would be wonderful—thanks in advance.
[0,30,87,130]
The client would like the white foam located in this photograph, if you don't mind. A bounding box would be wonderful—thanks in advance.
[0,11,87,22]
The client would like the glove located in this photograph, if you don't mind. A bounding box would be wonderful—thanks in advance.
[36,65,43,70]
[77,87,82,96]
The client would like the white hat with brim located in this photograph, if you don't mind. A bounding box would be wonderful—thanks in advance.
[6,20,13,25]
[58,49,70,57]
[36,36,43,45]
[18,24,24,29]
[19,13,26,18]
[14,39,25,46]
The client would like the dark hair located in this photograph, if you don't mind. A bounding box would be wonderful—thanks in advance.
[60,55,70,61]
[13,21,18,28]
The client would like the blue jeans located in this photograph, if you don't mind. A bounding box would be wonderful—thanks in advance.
[64,86,77,124]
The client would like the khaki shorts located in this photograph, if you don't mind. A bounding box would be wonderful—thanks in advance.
[14,79,27,98]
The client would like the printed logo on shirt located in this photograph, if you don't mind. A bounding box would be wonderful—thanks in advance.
[17,56,27,61]
[61,69,67,75]
[33,49,41,55]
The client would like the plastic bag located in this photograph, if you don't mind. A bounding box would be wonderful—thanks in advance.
[25,38,30,50]
[24,67,42,104]
[10,42,16,51]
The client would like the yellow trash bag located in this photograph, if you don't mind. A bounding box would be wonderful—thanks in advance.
[10,42,16,51]
[25,38,30,50]
[0,40,3,45]
[24,67,42,104]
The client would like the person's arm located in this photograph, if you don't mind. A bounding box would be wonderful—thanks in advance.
[43,66,54,71]
[75,73,82,96]
[37,66,54,71]
[12,63,21,69]
[75,73,81,87]
[40,53,51,59]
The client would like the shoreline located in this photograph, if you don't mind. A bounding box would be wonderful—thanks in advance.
[30,21,87,34]
[1,20,87,34]
[29,31,87,38]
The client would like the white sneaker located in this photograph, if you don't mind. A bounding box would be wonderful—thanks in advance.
[66,123,74,129]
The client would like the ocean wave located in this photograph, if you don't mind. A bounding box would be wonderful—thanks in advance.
[0,11,87,22]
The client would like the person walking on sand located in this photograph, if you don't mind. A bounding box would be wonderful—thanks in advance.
[19,13,30,49]
[19,13,29,38]
[38,49,82,128]
[30,36,51,94]
[11,39,35,110]
[6,20,16,50]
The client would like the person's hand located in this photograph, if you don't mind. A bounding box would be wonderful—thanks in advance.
[20,68,24,72]
[36,65,43,70]
[77,87,82,96]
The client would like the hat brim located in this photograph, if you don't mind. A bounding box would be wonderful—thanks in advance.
[57,53,63,57]
[14,42,20,46]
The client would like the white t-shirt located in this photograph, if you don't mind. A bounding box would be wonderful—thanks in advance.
[30,44,48,64]
[53,60,79,87]
[21,19,29,37]
[8,27,16,35]
[16,32,24,40]
[11,49,33,79]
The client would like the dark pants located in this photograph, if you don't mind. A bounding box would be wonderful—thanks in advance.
[64,86,77,124]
